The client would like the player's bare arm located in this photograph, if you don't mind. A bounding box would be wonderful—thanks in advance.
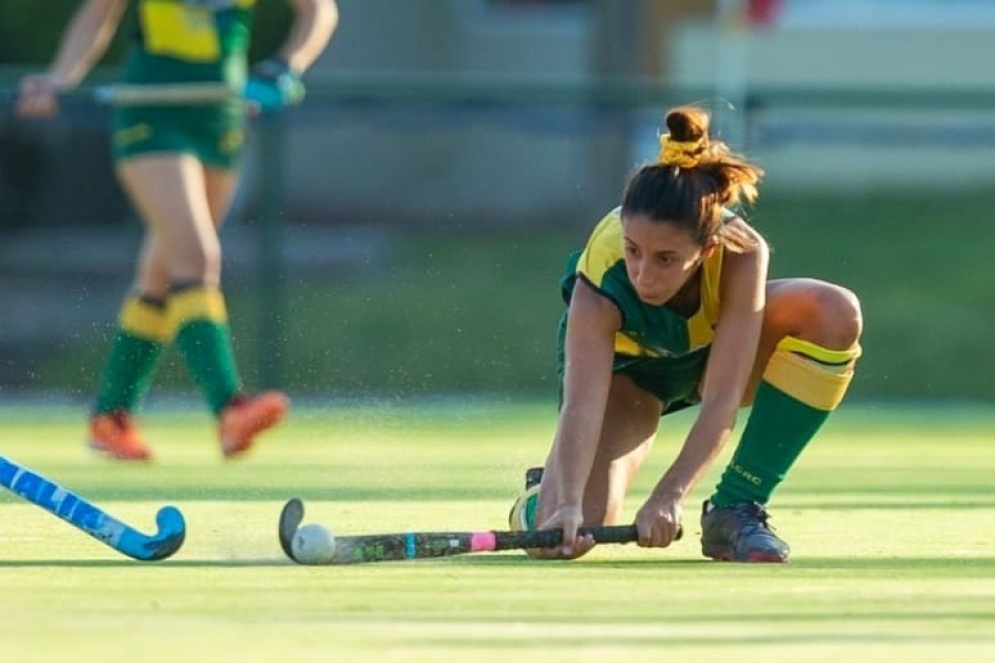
[636,225,769,546]
[17,0,127,117]
[533,279,620,558]
[281,0,340,72]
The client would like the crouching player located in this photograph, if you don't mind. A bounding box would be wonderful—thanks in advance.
[510,104,862,562]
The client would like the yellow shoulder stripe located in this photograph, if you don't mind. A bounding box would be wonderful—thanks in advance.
[576,209,623,288]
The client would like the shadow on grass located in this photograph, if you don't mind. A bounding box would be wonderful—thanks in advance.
[0,557,293,568]
[414,632,995,649]
[1,553,993,572]
[435,553,995,572]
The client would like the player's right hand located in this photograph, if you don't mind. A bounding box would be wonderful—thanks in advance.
[16,74,65,118]
[634,493,683,548]
[531,504,594,560]
[244,58,305,113]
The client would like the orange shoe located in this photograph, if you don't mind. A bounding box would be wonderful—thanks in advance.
[218,391,290,458]
[88,411,153,461]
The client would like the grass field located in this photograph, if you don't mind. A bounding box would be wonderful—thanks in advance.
[1,400,993,662]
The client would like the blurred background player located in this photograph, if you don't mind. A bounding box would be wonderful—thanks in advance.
[15,0,339,461]
[509,104,862,562]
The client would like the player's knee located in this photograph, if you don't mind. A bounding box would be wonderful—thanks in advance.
[171,246,222,283]
[814,283,863,348]
[200,244,222,280]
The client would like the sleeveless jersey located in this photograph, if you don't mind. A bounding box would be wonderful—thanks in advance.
[122,0,257,87]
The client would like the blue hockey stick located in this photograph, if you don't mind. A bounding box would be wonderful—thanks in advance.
[0,455,185,561]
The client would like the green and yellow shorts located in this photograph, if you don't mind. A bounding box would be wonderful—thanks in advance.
[556,313,709,415]
[111,104,246,169]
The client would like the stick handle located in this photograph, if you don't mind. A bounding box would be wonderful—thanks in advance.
[493,524,638,550]
[325,524,682,564]
[91,83,235,106]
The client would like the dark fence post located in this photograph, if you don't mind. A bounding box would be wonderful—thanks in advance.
[253,112,286,390]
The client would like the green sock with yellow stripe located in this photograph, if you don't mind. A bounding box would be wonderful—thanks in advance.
[94,296,171,414]
[710,337,861,507]
[170,285,242,415]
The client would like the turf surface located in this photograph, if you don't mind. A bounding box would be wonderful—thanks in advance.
[1,401,993,661]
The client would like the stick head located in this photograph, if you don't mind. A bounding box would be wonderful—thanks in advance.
[126,505,186,562]
[278,498,305,560]
[149,506,186,558]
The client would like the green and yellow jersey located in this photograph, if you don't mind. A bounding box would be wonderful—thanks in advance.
[557,207,726,410]
[113,0,259,166]
[124,0,256,86]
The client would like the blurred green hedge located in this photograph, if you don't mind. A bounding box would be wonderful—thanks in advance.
[31,185,995,402]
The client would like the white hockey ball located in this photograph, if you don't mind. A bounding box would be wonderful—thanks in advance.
[291,523,336,564]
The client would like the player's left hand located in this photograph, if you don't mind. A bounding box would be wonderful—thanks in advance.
[16,74,67,118]
[634,494,683,548]
[244,58,305,112]
[530,504,595,560]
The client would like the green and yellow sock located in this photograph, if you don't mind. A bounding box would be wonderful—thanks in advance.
[710,337,861,507]
[94,296,171,414]
[170,285,242,415]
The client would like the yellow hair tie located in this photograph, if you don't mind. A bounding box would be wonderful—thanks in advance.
[659,133,705,168]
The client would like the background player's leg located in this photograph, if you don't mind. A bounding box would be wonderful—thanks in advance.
[116,155,286,456]
[88,215,175,461]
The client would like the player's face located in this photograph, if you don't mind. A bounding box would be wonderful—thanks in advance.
[622,214,708,306]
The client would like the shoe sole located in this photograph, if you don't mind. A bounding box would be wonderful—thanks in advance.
[702,545,788,563]
[87,439,152,462]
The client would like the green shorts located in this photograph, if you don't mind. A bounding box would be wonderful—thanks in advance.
[111,104,246,169]
[556,312,708,415]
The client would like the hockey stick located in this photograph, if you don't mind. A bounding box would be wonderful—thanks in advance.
[91,83,235,106]
[0,83,235,109]
[279,497,679,565]
[0,454,185,561]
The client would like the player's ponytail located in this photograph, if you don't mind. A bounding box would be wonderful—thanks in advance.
[623,105,764,252]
